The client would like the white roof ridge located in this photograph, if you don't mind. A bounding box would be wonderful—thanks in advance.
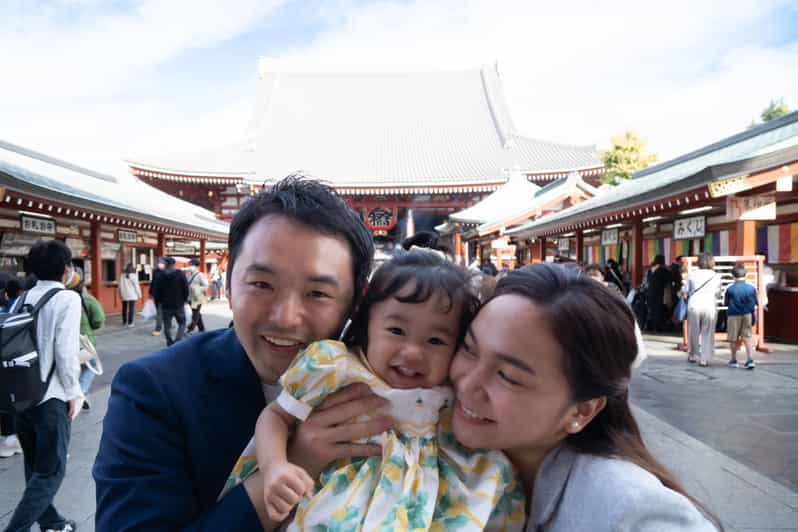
[0,139,117,184]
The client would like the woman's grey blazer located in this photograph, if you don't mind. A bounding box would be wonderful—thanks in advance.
[525,446,717,531]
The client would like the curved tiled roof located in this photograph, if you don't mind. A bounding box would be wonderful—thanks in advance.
[127,65,600,187]
[0,140,229,240]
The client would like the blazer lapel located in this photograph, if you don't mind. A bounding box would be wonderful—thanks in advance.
[197,329,266,502]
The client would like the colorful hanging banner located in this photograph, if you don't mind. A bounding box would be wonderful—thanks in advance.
[758,223,798,264]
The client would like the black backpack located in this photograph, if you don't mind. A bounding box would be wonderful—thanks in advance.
[0,288,62,413]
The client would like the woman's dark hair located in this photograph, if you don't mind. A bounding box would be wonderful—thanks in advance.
[227,175,374,307]
[652,254,666,266]
[27,240,72,281]
[343,250,479,351]
[697,252,715,270]
[124,263,135,275]
[493,263,720,529]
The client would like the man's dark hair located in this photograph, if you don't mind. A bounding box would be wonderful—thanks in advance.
[5,278,22,299]
[583,263,604,277]
[732,263,747,279]
[227,176,374,305]
[27,240,72,281]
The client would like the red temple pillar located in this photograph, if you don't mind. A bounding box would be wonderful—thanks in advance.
[157,232,166,259]
[576,231,584,264]
[89,221,102,299]
[454,232,462,262]
[632,221,644,287]
[199,238,207,273]
[538,237,547,262]
[736,220,756,256]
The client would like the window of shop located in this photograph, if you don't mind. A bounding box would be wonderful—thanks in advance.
[133,247,155,282]
[102,259,117,283]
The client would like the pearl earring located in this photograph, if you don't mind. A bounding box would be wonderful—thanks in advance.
[571,421,579,430]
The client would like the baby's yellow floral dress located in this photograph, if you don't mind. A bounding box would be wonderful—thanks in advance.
[221,340,525,531]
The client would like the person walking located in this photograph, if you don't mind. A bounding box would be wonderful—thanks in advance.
[158,257,189,346]
[725,263,758,370]
[65,269,105,410]
[186,259,208,334]
[0,278,22,313]
[148,257,166,336]
[118,263,141,328]
[684,252,723,367]
[4,240,83,532]
[645,254,671,332]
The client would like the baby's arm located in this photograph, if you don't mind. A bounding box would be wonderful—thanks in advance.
[255,403,315,522]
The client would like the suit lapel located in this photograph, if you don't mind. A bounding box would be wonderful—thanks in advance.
[197,329,266,503]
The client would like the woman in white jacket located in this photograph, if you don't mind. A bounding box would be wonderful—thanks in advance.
[119,263,142,327]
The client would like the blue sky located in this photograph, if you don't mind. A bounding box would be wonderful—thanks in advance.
[1,0,797,175]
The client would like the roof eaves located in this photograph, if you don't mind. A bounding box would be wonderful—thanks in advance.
[0,161,229,240]
[633,110,798,180]
[517,143,798,236]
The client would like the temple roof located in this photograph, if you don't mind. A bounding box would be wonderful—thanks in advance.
[126,65,600,187]
[475,170,598,236]
[0,140,229,240]
[447,170,541,224]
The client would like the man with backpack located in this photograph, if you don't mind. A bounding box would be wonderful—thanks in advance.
[2,240,83,532]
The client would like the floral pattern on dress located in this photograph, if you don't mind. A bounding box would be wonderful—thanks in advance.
[221,340,526,531]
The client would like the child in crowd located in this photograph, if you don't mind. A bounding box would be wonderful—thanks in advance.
[221,250,525,531]
[725,264,758,369]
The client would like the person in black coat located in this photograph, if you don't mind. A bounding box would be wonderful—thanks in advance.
[157,257,189,346]
[645,254,671,332]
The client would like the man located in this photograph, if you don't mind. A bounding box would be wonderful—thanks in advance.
[186,258,208,334]
[4,240,83,532]
[157,257,189,346]
[149,257,167,336]
[94,177,390,530]
[725,263,758,370]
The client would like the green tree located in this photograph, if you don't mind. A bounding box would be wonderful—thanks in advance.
[749,98,791,128]
[599,129,657,185]
[760,98,790,122]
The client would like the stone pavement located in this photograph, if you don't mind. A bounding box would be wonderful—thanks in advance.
[1,303,797,531]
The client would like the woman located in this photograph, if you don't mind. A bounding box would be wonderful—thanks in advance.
[119,263,141,327]
[448,263,719,531]
[66,270,105,410]
[683,253,722,366]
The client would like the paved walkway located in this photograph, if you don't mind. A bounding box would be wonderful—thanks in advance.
[1,303,797,531]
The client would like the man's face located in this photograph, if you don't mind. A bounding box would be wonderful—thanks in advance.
[228,215,355,383]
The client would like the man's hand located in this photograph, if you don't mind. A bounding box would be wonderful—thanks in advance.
[288,383,392,479]
[68,397,84,421]
[262,462,314,522]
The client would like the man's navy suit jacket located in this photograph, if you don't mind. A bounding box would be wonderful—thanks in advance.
[93,328,267,531]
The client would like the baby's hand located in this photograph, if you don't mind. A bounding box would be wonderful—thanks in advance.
[263,462,315,522]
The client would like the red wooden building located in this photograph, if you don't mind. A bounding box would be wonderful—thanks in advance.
[0,140,229,314]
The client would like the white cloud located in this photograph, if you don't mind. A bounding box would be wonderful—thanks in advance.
[1,0,797,175]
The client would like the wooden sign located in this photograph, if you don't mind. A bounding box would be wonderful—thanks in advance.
[20,215,56,235]
[118,229,138,243]
[673,216,706,240]
[726,194,776,221]
[601,229,619,246]
[558,238,570,251]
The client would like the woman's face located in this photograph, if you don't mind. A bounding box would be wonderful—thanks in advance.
[449,294,579,455]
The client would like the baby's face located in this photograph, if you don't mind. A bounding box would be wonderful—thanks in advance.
[365,292,461,389]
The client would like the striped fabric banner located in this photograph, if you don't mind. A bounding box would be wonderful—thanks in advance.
[752,223,798,264]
